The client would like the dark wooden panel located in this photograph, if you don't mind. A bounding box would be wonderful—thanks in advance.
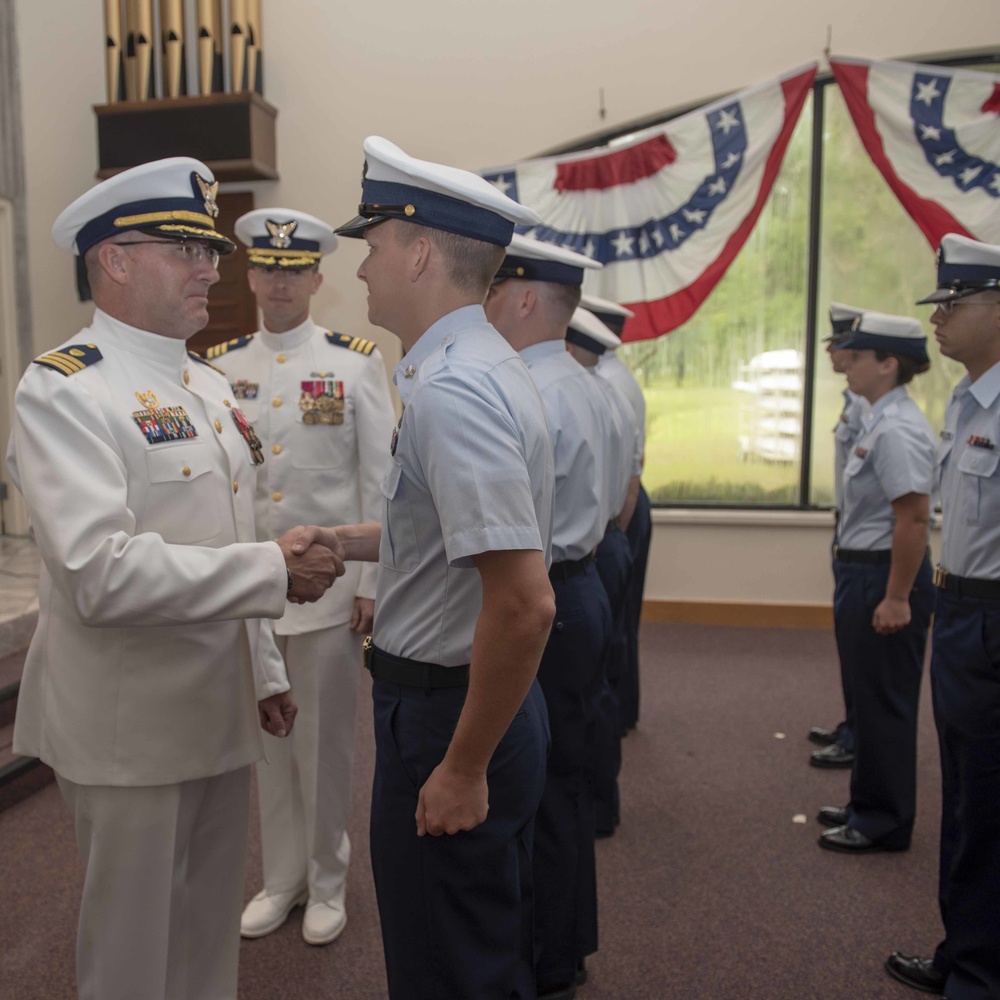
[93,93,278,181]
[188,190,257,356]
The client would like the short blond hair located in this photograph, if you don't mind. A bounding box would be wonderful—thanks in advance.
[396,224,505,295]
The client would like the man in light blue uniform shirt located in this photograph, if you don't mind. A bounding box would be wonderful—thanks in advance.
[887,235,1000,1000]
[566,308,639,838]
[810,303,866,769]
[292,136,556,1000]
[815,311,935,855]
[486,234,612,999]
[586,294,652,737]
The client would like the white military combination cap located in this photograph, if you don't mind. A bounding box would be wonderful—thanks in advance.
[580,293,635,337]
[566,306,623,356]
[839,310,929,363]
[52,156,236,256]
[827,302,864,342]
[917,233,1000,304]
[494,232,603,287]
[335,136,541,246]
[235,208,338,269]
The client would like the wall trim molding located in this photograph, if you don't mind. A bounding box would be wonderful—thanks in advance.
[642,599,833,630]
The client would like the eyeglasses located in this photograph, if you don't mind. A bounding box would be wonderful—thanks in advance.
[113,240,220,268]
[936,298,1000,316]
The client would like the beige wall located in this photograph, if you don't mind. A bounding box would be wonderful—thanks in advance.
[12,0,992,602]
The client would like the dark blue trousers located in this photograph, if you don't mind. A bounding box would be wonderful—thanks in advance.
[534,564,611,985]
[833,556,932,847]
[370,677,549,1000]
[622,485,652,731]
[829,526,856,752]
[930,590,1000,1000]
[593,527,633,834]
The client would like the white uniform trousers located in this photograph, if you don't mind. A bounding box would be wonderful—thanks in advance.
[57,766,251,1000]
[257,623,363,903]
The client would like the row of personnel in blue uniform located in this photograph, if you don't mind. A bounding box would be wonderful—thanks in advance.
[9,140,656,1000]
[802,236,1000,1000]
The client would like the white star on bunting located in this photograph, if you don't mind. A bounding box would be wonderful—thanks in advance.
[668,223,684,243]
[959,165,983,187]
[611,231,635,257]
[919,124,942,142]
[721,152,742,169]
[714,108,740,135]
[683,208,707,224]
[915,79,942,106]
[935,150,957,167]
[489,176,512,195]
[707,177,727,196]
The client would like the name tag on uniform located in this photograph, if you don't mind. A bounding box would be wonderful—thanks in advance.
[300,379,345,425]
[231,379,259,400]
[132,405,198,445]
[854,446,869,460]
[941,430,954,441]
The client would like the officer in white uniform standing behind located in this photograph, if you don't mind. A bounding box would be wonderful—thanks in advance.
[5,159,342,1000]
[289,136,557,1000]
[211,208,394,946]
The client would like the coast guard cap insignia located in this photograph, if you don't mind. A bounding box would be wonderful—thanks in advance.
[195,174,220,218]
[266,219,298,249]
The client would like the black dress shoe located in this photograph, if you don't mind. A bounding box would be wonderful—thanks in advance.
[575,959,587,986]
[818,825,909,854]
[808,725,840,746]
[810,743,854,768]
[817,805,848,827]
[884,952,946,994]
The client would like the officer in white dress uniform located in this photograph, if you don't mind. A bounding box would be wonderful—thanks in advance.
[5,158,341,1000]
[212,208,394,946]
[567,308,639,839]
[887,235,1000,1000]
[288,136,556,1000]
[485,234,612,997]
[809,303,866,769]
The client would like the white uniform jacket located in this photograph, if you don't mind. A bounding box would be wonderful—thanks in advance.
[209,318,394,634]
[7,310,290,787]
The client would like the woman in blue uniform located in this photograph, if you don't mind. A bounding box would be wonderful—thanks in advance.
[816,311,936,854]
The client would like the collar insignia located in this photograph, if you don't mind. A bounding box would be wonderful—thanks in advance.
[194,173,219,218]
[266,219,298,249]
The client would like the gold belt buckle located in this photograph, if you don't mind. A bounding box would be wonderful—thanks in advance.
[933,565,948,589]
[362,634,373,671]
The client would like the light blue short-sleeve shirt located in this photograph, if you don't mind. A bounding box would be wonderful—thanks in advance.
[834,388,865,516]
[521,340,609,562]
[938,360,1000,579]
[838,385,935,551]
[373,306,555,665]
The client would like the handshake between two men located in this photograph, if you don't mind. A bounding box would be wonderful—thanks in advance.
[277,522,383,605]
[260,524,379,740]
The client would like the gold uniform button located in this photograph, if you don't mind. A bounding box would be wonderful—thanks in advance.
[183,371,190,385]
[272,444,283,455]
[272,492,283,502]
[272,397,282,408]
[276,354,287,364]
[214,419,223,433]
[233,480,239,494]
[182,466,191,477]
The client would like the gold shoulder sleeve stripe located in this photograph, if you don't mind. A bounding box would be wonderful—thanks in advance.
[33,343,103,376]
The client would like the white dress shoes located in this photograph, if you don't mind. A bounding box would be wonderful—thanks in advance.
[302,888,347,946]
[240,886,308,939]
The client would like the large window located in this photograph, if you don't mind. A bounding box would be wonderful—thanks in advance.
[610,53,998,508]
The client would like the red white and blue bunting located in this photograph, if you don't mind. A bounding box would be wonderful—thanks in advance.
[482,64,817,343]
[830,57,1000,250]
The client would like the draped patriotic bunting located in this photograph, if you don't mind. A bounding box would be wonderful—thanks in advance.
[481,64,817,342]
[830,57,1000,248]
